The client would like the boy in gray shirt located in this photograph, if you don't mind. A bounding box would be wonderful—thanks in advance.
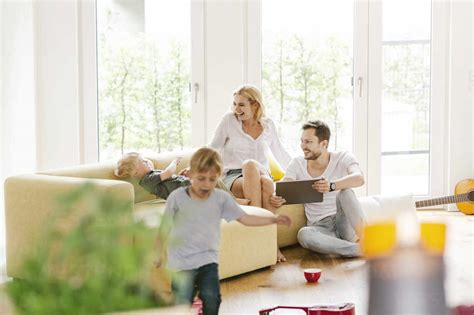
[156,147,291,315]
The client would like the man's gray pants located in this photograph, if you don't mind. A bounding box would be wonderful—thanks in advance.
[297,189,366,257]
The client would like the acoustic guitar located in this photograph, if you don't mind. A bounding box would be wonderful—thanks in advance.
[415,179,474,215]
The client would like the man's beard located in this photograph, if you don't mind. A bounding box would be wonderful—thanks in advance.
[304,150,321,160]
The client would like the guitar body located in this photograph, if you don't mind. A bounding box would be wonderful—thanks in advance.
[455,179,474,215]
[416,179,474,215]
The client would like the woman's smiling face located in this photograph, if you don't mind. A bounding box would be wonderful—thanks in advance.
[232,94,256,121]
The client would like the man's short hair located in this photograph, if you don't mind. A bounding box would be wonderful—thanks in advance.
[302,120,331,142]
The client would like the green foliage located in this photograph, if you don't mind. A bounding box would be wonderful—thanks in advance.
[263,33,428,153]
[97,12,428,156]
[6,183,163,315]
[383,43,430,150]
[98,31,191,159]
[263,34,351,151]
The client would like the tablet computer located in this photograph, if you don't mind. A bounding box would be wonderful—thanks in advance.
[275,179,324,204]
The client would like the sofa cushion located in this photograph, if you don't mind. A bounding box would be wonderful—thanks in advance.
[269,157,285,181]
[359,193,415,223]
[39,162,118,180]
[38,162,157,203]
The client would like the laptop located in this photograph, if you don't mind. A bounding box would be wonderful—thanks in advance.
[275,179,324,205]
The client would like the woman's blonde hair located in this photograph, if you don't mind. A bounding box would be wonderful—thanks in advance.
[189,147,223,175]
[114,152,140,178]
[233,85,265,122]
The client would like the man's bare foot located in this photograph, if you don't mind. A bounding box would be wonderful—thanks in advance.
[277,248,287,263]
[236,198,250,205]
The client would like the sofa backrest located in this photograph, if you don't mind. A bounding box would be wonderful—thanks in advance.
[38,149,196,204]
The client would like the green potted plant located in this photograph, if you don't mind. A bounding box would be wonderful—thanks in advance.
[7,183,166,315]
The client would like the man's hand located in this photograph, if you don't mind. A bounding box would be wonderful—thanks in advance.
[273,214,292,227]
[270,195,286,208]
[312,177,330,193]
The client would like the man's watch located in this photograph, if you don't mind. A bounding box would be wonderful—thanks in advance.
[329,182,336,192]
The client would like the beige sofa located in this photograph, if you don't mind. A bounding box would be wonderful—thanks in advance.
[4,149,307,287]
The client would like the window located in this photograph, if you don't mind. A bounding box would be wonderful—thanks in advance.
[93,0,443,197]
[380,0,432,195]
[97,0,192,160]
[261,0,354,156]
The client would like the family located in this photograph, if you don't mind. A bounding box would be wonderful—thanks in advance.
[114,85,366,315]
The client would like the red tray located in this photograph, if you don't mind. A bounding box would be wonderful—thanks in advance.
[259,303,355,315]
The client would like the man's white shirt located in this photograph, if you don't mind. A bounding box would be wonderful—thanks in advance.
[284,151,361,225]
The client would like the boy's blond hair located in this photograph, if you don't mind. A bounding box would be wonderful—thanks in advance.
[114,152,140,178]
[189,147,223,175]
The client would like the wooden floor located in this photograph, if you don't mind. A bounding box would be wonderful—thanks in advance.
[219,211,474,314]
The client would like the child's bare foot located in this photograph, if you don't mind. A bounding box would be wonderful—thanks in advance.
[236,198,250,205]
[277,248,287,263]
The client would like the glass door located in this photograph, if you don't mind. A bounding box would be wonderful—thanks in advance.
[261,0,355,157]
[370,0,434,196]
[96,0,194,160]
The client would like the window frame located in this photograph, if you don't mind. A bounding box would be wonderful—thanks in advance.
[366,0,446,199]
[81,0,206,161]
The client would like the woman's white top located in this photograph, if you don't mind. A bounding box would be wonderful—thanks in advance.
[209,112,292,174]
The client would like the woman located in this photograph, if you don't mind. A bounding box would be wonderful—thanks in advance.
[209,85,292,262]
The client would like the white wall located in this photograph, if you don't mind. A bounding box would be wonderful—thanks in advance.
[35,1,82,170]
[472,2,474,176]
[0,0,3,272]
[0,1,3,180]
[1,2,37,176]
[203,1,262,142]
[9,0,98,171]
[0,0,38,272]
[204,1,246,142]
[447,0,474,209]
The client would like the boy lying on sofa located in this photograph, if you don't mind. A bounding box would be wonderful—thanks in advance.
[114,152,250,205]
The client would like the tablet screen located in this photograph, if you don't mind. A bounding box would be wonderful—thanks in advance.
[275,180,324,205]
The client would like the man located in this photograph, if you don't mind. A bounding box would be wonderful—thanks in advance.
[270,120,366,257]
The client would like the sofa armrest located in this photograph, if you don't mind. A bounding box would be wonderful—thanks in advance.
[276,204,306,247]
[4,174,135,278]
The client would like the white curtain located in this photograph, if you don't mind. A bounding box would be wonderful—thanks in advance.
[1,1,38,276]
[0,0,97,277]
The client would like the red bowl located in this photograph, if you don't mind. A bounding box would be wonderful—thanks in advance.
[304,268,322,283]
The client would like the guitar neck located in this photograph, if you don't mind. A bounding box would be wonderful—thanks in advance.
[415,193,470,208]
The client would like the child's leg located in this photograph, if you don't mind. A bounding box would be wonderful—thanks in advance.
[171,270,197,305]
[195,263,221,315]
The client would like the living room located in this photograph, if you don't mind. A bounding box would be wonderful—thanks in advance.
[0,0,473,314]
